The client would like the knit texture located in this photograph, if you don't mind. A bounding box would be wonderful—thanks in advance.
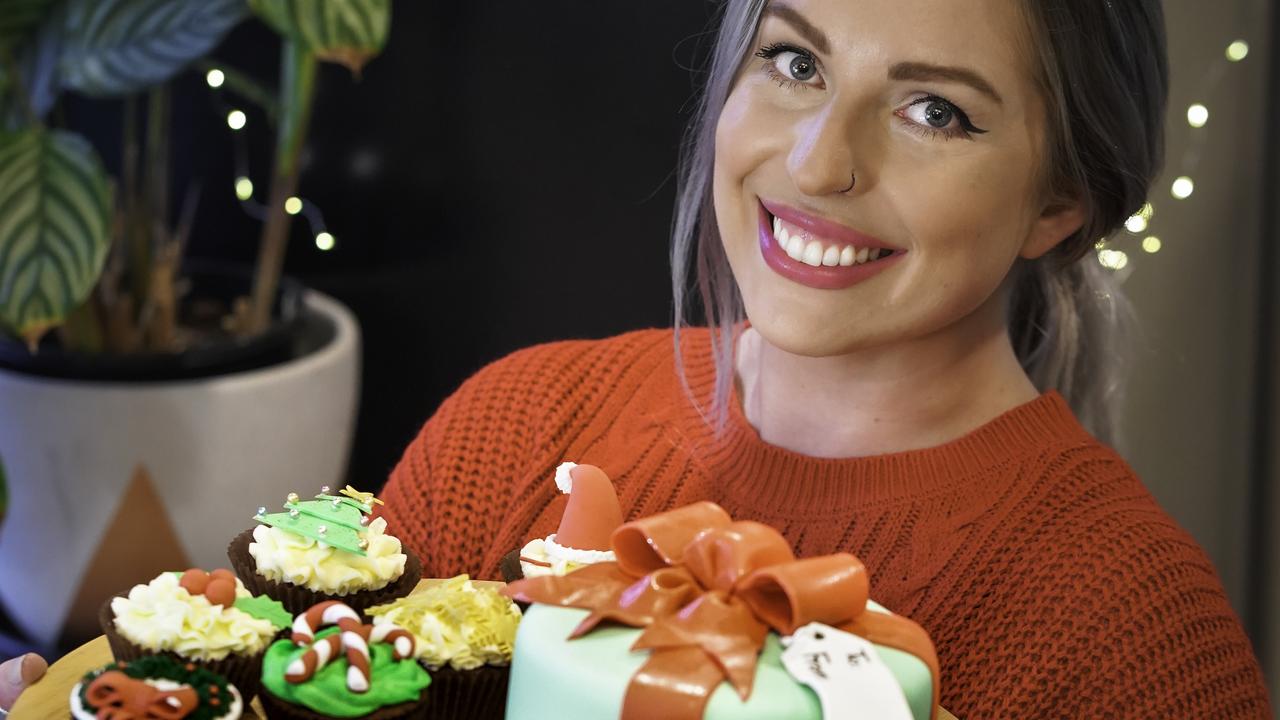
[381,328,1272,718]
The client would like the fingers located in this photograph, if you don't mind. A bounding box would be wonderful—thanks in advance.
[0,653,48,710]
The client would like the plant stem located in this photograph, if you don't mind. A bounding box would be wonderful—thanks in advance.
[247,40,316,335]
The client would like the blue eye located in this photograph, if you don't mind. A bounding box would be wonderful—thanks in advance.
[756,43,824,88]
[898,96,988,140]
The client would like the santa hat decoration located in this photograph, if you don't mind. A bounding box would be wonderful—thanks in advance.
[551,462,623,552]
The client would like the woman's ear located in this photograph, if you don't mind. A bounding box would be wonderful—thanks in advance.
[1021,199,1087,260]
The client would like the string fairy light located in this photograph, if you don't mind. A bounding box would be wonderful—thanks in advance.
[1096,38,1247,273]
[203,66,335,253]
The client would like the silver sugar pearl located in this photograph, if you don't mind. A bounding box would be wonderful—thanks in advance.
[289,509,300,518]
[332,498,342,507]
[317,525,327,535]
[257,506,267,516]
[359,516,369,526]
[320,485,331,494]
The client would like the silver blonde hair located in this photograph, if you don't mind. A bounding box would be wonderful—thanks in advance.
[671,0,1168,448]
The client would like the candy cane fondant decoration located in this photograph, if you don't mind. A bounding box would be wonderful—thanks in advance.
[285,601,415,693]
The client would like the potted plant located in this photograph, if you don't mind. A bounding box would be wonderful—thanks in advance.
[0,0,389,653]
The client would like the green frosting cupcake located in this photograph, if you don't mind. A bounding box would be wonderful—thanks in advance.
[262,627,431,718]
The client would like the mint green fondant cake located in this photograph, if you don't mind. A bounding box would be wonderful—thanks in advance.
[505,603,934,720]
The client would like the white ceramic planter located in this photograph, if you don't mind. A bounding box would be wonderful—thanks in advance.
[0,290,361,649]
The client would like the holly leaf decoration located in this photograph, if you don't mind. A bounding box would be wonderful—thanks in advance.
[235,594,293,629]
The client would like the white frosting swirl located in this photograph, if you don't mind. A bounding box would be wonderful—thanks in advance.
[110,573,275,661]
[248,517,406,594]
[518,534,616,578]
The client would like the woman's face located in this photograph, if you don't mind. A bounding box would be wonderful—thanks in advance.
[713,0,1081,357]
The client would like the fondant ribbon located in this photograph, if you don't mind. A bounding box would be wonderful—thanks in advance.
[85,671,199,720]
[504,502,940,720]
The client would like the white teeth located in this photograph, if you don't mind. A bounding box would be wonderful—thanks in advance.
[802,240,824,266]
[777,226,789,246]
[773,216,782,238]
[855,247,869,264]
[786,236,805,260]
[840,246,855,266]
[869,248,882,261]
[821,245,840,266]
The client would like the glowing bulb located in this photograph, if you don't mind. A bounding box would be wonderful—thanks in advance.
[1142,236,1162,254]
[316,232,335,251]
[1227,41,1249,62]
[1187,104,1209,128]
[1098,249,1129,270]
[1124,214,1148,233]
[234,176,253,200]
[226,109,246,130]
[284,197,303,215]
[1171,176,1194,199]
[206,68,225,88]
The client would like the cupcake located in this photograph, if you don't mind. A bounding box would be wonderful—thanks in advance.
[100,568,291,702]
[366,574,522,719]
[71,655,244,720]
[229,485,421,615]
[500,462,624,582]
[258,600,431,719]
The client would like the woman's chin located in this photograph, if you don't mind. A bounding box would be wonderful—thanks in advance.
[745,311,879,359]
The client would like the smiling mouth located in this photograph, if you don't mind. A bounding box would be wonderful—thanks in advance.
[768,213,898,267]
[765,210,901,268]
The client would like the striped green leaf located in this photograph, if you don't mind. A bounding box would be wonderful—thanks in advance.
[60,0,248,97]
[249,0,389,73]
[0,0,57,54]
[0,129,112,345]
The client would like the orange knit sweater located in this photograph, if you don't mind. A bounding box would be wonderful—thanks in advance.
[381,328,1271,718]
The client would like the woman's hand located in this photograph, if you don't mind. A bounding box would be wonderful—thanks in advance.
[0,653,47,712]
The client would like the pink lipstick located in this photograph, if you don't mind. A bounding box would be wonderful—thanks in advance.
[757,199,903,290]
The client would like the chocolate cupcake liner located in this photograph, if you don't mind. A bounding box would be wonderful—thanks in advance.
[227,527,422,617]
[258,685,429,720]
[498,549,524,584]
[422,664,510,720]
[98,594,266,702]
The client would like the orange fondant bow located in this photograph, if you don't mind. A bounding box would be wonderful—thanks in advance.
[504,502,940,720]
[85,671,200,720]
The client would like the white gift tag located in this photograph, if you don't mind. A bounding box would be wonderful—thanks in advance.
[781,622,915,720]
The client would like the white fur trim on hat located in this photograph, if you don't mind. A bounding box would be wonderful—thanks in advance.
[554,461,578,494]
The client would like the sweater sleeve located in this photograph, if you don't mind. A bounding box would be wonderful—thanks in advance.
[378,344,552,579]
[378,329,672,580]
[1071,522,1271,718]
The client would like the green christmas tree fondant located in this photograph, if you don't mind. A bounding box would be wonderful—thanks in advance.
[254,485,381,556]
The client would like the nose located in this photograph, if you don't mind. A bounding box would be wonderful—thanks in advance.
[786,102,864,197]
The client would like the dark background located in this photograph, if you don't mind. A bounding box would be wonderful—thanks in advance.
[73,1,719,486]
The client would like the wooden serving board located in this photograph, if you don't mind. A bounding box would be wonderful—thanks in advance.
[10,579,957,720]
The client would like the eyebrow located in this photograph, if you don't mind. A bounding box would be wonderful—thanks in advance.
[761,2,1005,106]
[889,61,1004,106]
[760,3,830,55]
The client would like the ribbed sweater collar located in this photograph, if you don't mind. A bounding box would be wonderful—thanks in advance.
[670,328,1091,513]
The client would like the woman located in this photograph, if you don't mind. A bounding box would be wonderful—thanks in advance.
[1,0,1262,716]
[379,0,1270,716]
